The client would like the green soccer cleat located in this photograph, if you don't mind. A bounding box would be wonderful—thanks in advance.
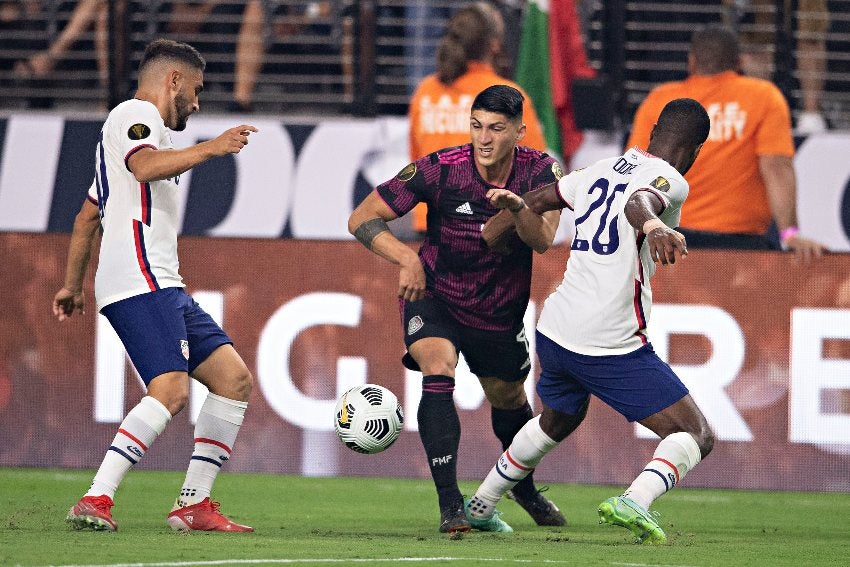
[598,496,667,544]
[463,499,513,533]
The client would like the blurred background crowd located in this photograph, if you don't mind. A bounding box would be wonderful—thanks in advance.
[1,0,847,134]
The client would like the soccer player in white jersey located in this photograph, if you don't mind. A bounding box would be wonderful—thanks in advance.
[52,39,258,532]
[464,98,714,543]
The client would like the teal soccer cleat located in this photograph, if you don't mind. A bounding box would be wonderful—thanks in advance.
[598,496,667,544]
[464,499,513,533]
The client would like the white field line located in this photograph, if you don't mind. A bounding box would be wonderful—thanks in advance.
[41,558,583,567]
[612,562,700,567]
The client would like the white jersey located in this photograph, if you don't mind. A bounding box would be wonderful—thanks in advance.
[88,99,184,310]
[536,147,688,355]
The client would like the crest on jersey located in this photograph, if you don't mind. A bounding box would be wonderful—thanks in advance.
[397,163,417,182]
[407,315,424,336]
[650,176,670,192]
[128,123,151,140]
[180,340,190,360]
[552,162,564,180]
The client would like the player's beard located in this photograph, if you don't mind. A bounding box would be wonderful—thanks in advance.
[172,93,192,131]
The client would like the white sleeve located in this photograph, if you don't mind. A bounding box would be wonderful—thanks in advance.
[629,169,688,217]
[109,102,165,170]
[556,167,590,210]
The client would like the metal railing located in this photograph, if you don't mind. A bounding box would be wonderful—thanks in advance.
[0,0,848,128]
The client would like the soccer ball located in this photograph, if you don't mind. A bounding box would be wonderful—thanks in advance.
[334,384,404,454]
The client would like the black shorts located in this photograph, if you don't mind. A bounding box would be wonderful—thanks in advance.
[401,296,530,382]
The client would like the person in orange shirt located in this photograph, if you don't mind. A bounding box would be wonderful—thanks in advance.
[627,25,825,261]
[407,2,547,233]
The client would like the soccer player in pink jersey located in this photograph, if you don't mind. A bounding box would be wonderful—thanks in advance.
[53,39,257,533]
[349,85,566,533]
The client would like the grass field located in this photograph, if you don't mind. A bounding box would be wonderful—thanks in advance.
[1,467,849,567]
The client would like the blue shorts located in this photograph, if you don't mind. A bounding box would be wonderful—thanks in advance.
[101,287,232,385]
[535,331,688,422]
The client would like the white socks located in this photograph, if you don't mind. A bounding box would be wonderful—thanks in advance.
[468,416,558,519]
[623,431,702,510]
[177,393,248,507]
[86,396,172,499]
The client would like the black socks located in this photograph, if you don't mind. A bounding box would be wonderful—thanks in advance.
[418,374,461,509]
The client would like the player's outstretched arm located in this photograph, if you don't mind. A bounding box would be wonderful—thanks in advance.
[624,191,687,266]
[486,188,559,253]
[53,199,101,321]
[482,182,563,248]
[128,125,258,182]
[348,191,425,301]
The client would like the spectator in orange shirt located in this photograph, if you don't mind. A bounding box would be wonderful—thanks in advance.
[407,2,547,233]
[627,25,825,261]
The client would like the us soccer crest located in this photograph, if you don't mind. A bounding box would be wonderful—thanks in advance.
[180,340,190,360]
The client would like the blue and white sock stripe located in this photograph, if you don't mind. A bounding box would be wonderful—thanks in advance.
[643,457,679,490]
[493,450,532,483]
[643,467,671,491]
[494,465,524,483]
[108,445,138,465]
[191,455,224,468]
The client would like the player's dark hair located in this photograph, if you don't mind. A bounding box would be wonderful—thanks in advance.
[471,84,524,121]
[437,2,503,85]
[654,98,711,147]
[139,39,206,74]
[690,25,739,74]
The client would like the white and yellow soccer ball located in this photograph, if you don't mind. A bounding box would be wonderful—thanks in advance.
[334,384,404,454]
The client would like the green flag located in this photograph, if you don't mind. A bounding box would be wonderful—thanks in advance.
[516,0,561,158]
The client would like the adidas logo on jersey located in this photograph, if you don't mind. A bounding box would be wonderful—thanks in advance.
[455,202,473,215]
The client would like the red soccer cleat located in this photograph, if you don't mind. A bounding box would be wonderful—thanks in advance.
[166,498,253,532]
[67,495,118,531]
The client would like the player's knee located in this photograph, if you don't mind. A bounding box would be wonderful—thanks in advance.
[489,384,526,409]
[696,425,715,459]
[418,361,455,377]
[161,389,190,415]
[148,373,190,415]
[539,404,584,442]
[230,368,253,402]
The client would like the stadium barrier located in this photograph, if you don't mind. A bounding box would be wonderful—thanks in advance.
[1,234,848,491]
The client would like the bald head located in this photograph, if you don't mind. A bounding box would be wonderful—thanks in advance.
[138,39,205,84]
[690,25,740,75]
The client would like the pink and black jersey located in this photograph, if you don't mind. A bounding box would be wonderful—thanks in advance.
[87,98,184,310]
[377,144,562,331]
[537,147,688,355]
